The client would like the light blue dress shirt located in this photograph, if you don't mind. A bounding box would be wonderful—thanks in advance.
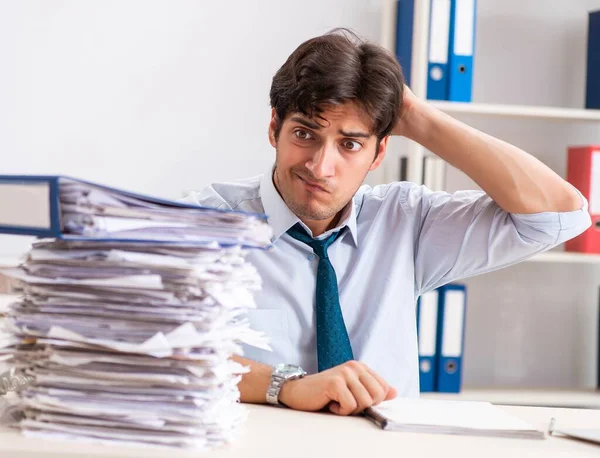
[181,167,591,397]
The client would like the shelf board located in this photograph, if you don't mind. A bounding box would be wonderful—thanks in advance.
[429,101,600,121]
[524,251,600,264]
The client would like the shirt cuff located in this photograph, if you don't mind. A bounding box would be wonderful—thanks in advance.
[509,186,591,245]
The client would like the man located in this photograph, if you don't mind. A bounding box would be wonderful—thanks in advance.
[182,30,590,416]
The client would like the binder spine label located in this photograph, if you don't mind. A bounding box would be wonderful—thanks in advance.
[418,291,439,356]
[441,290,465,357]
[429,0,451,63]
[0,181,51,229]
[454,0,475,56]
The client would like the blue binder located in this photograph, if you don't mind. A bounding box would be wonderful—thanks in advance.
[0,175,266,244]
[426,0,451,100]
[395,0,415,85]
[447,0,477,102]
[436,283,467,393]
[416,289,440,392]
[586,10,600,109]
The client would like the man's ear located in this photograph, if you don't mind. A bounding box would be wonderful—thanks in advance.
[268,108,278,148]
[369,135,389,171]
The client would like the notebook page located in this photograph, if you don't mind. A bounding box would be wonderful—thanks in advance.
[372,398,539,432]
[553,427,600,445]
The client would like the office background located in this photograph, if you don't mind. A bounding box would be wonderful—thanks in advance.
[0,0,599,390]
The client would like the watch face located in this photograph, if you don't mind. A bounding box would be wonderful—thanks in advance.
[275,363,304,376]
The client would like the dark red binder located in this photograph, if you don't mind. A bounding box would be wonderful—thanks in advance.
[566,145,600,253]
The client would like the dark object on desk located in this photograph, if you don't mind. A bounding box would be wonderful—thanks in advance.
[548,417,600,446]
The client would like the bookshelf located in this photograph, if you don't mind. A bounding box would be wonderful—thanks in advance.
[379,0,600,267]
[525,251,600,264]
[379,0,600,184]
[379,1,600,392]
[430,101,600,122]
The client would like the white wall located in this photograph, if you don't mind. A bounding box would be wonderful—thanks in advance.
[0,0,383,256]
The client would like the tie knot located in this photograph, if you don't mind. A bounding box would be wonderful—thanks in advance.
[286,223,343,259]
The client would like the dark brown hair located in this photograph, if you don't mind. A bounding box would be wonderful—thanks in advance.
[269,28,405,143]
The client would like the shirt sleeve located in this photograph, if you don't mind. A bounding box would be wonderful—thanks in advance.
[177,187,231,209]
[406,183,592,296]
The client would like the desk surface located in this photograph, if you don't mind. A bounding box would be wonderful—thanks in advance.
[422,389,600,409]
[0,403,599,458]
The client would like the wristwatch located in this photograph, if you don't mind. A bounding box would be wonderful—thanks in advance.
[266,363,307,406]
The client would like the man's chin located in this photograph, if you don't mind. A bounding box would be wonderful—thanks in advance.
[295,206,338,222]
[284,191,343,221]
[285,201,323,219]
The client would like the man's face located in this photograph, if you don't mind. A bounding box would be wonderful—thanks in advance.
[268,102,388,226]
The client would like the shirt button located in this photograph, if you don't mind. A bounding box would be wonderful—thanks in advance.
[307,254,316,261]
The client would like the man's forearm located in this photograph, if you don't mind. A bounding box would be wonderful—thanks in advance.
[232,355,272,404]
[402,99,582,214]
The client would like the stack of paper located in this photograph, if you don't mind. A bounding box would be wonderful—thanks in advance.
[0,180,273,450]
[58,178,272,247]
[366,398,545,439]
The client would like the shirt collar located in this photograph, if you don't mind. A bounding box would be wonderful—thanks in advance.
[259,165,358,247]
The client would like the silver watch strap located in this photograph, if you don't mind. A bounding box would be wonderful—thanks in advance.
[266,370,286,405]
[266,365,306,406]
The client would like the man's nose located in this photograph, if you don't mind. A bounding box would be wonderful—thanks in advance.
[305,143,336,179]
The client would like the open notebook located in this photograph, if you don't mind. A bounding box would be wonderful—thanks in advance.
[364,398,545,439]
[549,418,600,445]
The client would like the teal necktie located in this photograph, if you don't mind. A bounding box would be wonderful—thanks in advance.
[287,223,354,372]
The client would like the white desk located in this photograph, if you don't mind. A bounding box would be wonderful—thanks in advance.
[0,404,598,458]
[422,389,600,409]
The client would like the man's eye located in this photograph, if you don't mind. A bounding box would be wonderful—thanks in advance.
[342,140,362,151]
[294,130,314,140]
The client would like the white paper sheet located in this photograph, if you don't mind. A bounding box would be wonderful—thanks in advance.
[370,398,544,437]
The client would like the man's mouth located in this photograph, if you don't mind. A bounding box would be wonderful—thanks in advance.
[295,173,329,193]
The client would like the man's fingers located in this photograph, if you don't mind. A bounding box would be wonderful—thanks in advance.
[385,385,398,400]
[326,362,397,416]
[328,378,357,416]
[364,365,389,392]
[358,371,387,406]
[347,375,374,415]
[364,365,396,403]
[328,401,342,415]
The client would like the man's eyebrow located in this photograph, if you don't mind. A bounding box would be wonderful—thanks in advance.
[290,116,321,130]
[339,129,370,139]
[290,116,371,138]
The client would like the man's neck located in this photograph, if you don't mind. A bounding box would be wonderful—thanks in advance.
[302,213,343,237]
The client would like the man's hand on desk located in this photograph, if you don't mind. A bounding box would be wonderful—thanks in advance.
[278,360,397,416]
